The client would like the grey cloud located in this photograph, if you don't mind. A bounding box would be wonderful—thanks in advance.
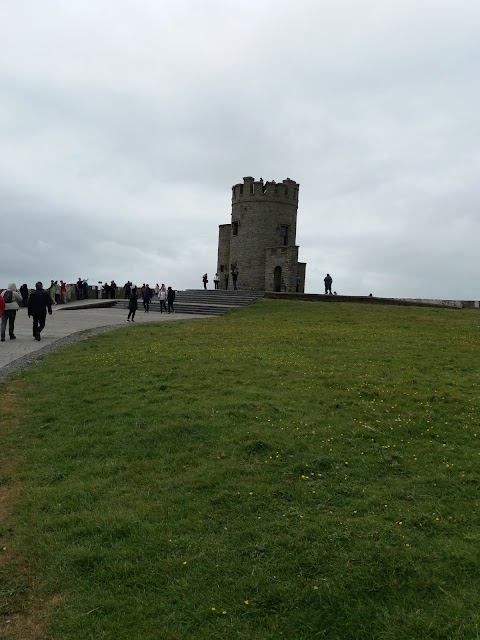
[1,0,479,298]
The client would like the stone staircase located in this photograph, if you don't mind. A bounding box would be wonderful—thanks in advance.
[115,289,264,316]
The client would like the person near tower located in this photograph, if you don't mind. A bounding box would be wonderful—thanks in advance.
[324,274,333,295]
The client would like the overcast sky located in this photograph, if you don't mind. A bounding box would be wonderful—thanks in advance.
[1,0,479,299]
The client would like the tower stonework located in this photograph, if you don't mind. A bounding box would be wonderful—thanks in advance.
[217,177,306,292]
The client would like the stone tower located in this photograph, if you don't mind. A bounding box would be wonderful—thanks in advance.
[217,176,306,292]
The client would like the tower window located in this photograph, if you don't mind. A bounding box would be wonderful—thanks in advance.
[280,225,289,246]
[232,221,239,236]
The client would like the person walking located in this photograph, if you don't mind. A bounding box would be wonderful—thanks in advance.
[213,273,220,289]
[324,274,333,295]
[27,281,52,341]
[167,286,175,313]
[0,284,22,341]
[127,287,138,322]
[159,284,167,313]
[202,273,208,290]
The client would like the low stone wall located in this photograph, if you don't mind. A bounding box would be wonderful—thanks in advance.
[264,292,479,309]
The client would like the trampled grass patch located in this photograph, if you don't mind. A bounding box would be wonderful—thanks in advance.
[1,299,480,639]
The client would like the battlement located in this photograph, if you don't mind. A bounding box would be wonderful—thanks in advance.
[232,176,299,203]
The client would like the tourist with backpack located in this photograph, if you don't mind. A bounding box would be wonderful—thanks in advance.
[1,284,22,342]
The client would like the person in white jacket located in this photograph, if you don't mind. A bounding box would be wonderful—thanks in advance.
[1,283,23,341]
[158,284,167,313]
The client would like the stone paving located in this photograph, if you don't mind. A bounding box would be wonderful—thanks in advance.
[0,300,212,374]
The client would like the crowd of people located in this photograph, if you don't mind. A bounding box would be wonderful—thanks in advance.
[126,283,176,322]
[0,280,178,341]
[1,272,340,343]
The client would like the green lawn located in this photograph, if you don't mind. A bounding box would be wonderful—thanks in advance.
[1,299,480,639]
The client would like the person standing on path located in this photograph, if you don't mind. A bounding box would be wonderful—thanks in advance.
[49,280,56,304]
[27,282,52,341]
[159,284,167,313]
[202,274,208,290]
[167,286,175,313]
[1,283,22,341]
[60,280,67,303]
[324,273,333,295]
[213,273,220,289]
[76,278,83,300]
[143,284,152,312]
[20,283,29,306]
[127,288,138,322]
[224,271,229,290]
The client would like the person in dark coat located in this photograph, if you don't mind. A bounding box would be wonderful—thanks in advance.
[231,269,239,290]
[27,281,52,341]
[143,284,152,312]
[167,286,175,313]
[127,287,138,322]
[324,273,333,295]
[20,284,29,306]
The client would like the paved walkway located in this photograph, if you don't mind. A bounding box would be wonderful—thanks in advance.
[0,300,212,374]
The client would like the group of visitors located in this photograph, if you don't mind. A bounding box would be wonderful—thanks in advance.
[76,278,89,300]
[47,280,68,304]
[0,282,52,342]
[203,269,239,290]
[0,279,178,343]
[101,280,117,299]
[126,283,175,322]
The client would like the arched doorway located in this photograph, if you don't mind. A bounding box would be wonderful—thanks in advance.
[273,266,282,292]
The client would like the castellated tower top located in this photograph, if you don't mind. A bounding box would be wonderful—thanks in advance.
[232,176,299,204]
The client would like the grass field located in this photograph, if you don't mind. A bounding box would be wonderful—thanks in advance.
[1,299,479,639]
